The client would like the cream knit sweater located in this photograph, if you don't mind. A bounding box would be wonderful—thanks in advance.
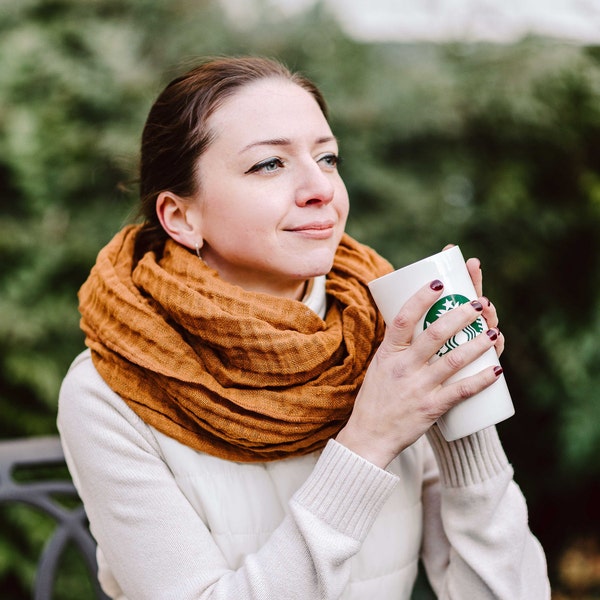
[58,279,550,599]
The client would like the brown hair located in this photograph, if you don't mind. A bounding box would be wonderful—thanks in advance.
[134,56,329,259]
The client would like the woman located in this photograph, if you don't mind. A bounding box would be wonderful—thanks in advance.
[58,56,550,599]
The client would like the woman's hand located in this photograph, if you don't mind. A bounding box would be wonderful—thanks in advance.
[336,279,503,469]
[453,245,504,356]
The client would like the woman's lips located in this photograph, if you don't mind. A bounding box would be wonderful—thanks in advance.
[285,221,335,239]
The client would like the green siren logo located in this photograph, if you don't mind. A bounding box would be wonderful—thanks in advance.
[424,294,485,358]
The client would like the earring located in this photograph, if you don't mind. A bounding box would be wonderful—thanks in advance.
[195,242,202,259]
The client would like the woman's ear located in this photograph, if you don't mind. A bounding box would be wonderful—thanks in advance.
[156,191,203,250]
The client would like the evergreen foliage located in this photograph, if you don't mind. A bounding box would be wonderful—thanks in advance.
[1,0,599,596]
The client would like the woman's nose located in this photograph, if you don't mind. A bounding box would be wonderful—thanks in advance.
[294,162,335,206]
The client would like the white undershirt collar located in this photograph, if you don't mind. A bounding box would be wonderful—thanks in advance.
[301,275,327,318]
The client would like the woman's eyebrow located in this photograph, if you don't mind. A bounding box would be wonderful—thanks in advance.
[240,138,291,154]
[239,136,337,154]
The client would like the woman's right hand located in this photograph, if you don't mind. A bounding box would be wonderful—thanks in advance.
[336,279,503,468]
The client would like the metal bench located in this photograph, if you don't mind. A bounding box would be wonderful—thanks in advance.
[0,436,109,599]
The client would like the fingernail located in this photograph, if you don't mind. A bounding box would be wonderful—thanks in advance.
[486,328,498,341]
[470,300,483,311]
[481,296,491,307]
[430,279,444,291]
[494,366,503,377]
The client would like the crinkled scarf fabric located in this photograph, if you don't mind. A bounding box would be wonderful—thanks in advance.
[79,225,392,462]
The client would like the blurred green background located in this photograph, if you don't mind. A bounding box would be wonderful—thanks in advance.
[1,0,599,597]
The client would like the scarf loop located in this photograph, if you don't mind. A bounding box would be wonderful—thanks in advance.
[79,225,392,461]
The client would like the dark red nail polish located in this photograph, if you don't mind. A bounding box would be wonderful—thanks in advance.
[486,329,498,341]
[494,366,503,377]
[430,279,444,291]
[470,300,483,311]
[481,296,491,307]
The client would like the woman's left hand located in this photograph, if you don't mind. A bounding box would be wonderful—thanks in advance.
[445,245,504,357]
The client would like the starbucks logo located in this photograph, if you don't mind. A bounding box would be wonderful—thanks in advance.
[424,294,485,358]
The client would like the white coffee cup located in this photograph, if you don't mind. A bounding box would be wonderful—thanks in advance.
[367,245,514,441]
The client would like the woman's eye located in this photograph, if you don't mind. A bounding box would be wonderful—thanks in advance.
[319,153,340,169]
[245,158,284,174]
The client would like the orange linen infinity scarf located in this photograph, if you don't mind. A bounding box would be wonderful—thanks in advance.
[79,225,392,462]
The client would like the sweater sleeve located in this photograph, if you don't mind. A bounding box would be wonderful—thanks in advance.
[57,352,398,600]
[420,425,551,599]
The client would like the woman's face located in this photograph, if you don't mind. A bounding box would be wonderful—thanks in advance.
[190,78,349,300]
